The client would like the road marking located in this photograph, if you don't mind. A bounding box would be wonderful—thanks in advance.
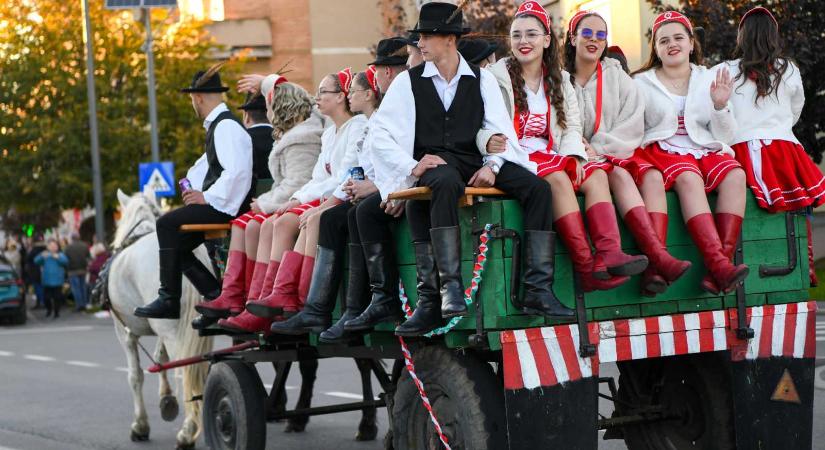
[263,383,297,391]
[0,325,94,336]
[0,351,14,357]
[23,354,55,362]
[815,366,825,391]
[0,446,22,450]
[66,360,100,368]
[323,391,376,401]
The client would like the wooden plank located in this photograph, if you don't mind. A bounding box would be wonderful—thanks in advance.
[180,224,231,232]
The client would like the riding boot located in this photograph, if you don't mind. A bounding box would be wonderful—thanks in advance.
[395,242,444,337]
[685,213,749,294]
[135,248,182,319]
[554,212,629,292]
[247,251,302,318]
[271,246,342,335]
[430,226,466,318]
[623,206,691,289]
[255,260,281,300]
[321,244,371,342]
[808,216,818,287]
[244,261,270,301]
[518,230,575,318]
[194,250,246,318]
[640,212,669,296]
[344,241,403,332]
[218,309,274,334]
[244,257,256,294]
[586,202,649,279]
[700,213,744,294]
[181,254,221,300]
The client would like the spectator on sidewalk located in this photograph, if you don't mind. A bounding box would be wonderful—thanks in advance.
[86,243,110,307]
[65,233,91,311]
[34,238,68,318]
[25,238,46,310]
[3,238,23,276]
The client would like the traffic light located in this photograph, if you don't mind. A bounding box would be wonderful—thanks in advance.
[21,224,34,238]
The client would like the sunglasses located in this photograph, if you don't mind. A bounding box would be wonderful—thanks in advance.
[579,28,608,41]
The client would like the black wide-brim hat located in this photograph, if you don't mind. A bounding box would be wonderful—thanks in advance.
[409,2,470,35]
[458,39,498,65]
[369,37,409,66]
[180,70,230,93]
[238,92,266,111]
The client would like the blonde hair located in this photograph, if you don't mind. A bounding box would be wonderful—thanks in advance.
[267,82,314,138]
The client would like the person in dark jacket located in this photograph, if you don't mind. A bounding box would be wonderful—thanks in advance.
[25,239,46,309]
[240,92,275,181]
[34,238,68,318]
[64,233,91,311]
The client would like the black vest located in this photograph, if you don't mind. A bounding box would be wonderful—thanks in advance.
[247,125,274,180]
[409,63,484,167]
[203,110,243,191]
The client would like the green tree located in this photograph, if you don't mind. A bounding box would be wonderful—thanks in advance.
[645,0,824,162]
[0,1,244,230]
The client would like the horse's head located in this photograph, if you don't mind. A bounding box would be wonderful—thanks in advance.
[112,188,162,249]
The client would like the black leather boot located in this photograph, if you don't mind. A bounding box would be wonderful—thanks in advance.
[270,246,342,335]
[320,244,371,343]
[343,241,402,332]
[135,248,182,319]
[519,230,575,319]
[395,242,445,337]
[181,254,221,301]
[430,226,467,318]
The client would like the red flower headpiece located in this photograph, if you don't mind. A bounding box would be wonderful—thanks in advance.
[365,65,379,96]
[652,11,693,37]
[568,10,605,39]
[516,1,551,32]
[337,67,353,96]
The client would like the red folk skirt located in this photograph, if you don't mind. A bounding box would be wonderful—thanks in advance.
[606,149,657,184]
[640,143,742,192]
[733,139,825,212]
[529,151,612,190]
[229,198,322,229]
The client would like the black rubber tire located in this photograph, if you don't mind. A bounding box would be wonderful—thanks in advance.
[617,353,735,450]
[203,360,267,450]
[11,303,26,325]
[391,345,506,450]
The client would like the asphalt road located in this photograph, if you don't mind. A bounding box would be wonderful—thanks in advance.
[0,304,824,450]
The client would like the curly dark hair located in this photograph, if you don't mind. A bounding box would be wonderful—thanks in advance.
[733,12,789,103]
[507,14,566,129]
[562,13,608,82]
[633,15,704,76]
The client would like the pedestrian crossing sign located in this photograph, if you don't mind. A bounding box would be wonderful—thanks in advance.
[139,162,175,197]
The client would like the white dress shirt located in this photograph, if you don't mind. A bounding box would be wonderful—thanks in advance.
[186,103,253,216]
[370,54,535,200]
[332,113,377,201]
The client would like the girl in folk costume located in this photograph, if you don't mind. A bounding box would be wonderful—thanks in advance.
[719,7,824,285]
[220,68,367,333]
[563,10,690,296]
[482,1,648,292]
[633,11,748,294]
[195,74,326,322]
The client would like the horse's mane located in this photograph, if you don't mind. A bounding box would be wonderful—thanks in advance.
[112,192,160,249]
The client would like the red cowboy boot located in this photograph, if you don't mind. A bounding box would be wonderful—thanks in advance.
[807,216,818,287]
[554,211,629,292]
[244,261,269,301]
[194,250,246,318]
[639,212,669,296]
[700,213,743,294]
[246,251,303,318]
[585,202,649,280]
[218,309,273,334]
[686,213,749,293]
[623,206,691,287]
[255,260,281,300]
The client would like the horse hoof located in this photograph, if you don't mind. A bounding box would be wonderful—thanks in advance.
[130,430,150,442]
[356,423,378,441]
[160,395,180,422]
[175,442,196,450]
[284,418,308,433]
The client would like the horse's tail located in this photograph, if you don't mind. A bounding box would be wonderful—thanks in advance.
[176,282,213,440]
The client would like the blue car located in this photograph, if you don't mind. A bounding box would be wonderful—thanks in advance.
[0,262,26,325]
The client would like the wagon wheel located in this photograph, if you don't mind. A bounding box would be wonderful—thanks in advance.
[617,354,735,450]
[391,346,506,450]
[203,360,267,450]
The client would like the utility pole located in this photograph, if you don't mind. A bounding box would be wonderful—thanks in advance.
[81,0,106,244]
[142,9,160,163]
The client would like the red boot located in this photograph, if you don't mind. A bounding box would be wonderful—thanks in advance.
[195,250,246,318]
[244,261,269,301]
[554,212,629,292]
[586,202,649,280]
[623,206,691,286]
[686,213,749,293]
[218,309,273,334]
[700,213,743,294]
[243,257,256,294]
[807,216,818,287]
[640,212,668,296]
[255,260,281,300]
[293,255,316,313]
[246,251,303,318]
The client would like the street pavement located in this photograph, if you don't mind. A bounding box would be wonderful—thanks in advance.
[0,303,824,450]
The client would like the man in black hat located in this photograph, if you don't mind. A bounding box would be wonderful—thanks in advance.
[458,39,498,67]
[135,69,253,319]
[402,32,424,68]
[370,2,573,336]
[239,92,274,181]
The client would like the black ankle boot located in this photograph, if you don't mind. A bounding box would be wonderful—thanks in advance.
[135,248,182,319]
[320,244,371,343]
[395,242,444,337]
[270,246,342,335]
[343,241,403,332]
[181,254,221,300]
[430,226,466,318]
[519,230,574,319]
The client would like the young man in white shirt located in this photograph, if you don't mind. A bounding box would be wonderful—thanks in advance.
[135,70,253,319]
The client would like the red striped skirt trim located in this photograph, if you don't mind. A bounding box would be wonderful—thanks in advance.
[286,198,322,216]
[606,149,657,184]
[530,151,611,190]
[643,143,742,192]
[230,211,273,229]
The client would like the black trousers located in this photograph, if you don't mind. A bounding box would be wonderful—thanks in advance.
[406,155,553,242]
[318,201,359,252]
[356,192,402,243]
[43,285,64,316]
[156,204,233,268]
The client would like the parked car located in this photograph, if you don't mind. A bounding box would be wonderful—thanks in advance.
[0,262,26,325]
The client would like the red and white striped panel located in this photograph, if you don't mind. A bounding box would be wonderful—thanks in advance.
[501,301,817,391]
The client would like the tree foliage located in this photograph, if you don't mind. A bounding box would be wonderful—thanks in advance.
[0,1,245,230]
[646,0,824,162]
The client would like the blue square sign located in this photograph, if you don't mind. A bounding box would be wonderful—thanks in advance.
[139,162,176,197]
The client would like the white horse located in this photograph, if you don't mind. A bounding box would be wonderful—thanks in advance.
[108,189,213,449]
